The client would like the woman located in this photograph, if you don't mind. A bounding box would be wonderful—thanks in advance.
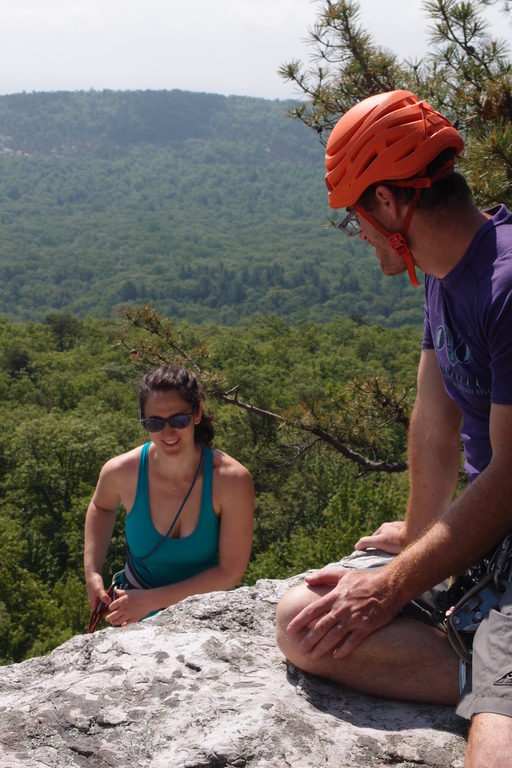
[84,364,254,629]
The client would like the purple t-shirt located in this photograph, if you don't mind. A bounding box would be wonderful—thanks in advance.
[422,204,512,481]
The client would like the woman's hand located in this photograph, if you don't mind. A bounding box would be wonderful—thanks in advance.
[105,589,154,627]
[86,572,109,611]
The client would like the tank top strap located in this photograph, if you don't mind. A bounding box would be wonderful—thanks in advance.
[132,441,151,514]
[201,447,214,508]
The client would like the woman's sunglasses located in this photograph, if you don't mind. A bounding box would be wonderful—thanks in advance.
[140,412,193,432]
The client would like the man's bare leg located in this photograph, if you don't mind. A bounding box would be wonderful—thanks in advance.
[276,581,459,705]
[465,713,512,768]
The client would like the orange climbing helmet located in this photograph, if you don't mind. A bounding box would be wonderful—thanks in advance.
[325,90,464,209]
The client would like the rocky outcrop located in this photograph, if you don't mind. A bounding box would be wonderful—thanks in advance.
[0,574,466,768]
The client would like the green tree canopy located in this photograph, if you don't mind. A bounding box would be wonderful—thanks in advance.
[0,313,422,663]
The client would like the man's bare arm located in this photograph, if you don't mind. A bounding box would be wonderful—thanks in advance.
[355,349,462,553]
[404,348,462,541]
[289,401,512,660]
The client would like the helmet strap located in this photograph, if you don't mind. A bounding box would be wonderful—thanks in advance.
[351,160,456,287]
[355,188,421,287]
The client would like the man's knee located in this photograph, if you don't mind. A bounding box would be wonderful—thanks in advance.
[275,583,307,655]
[275,580,332,664]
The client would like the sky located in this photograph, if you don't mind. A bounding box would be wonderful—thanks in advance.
[0,1,508,100]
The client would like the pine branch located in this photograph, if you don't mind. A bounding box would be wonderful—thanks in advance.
[121,305,409,474]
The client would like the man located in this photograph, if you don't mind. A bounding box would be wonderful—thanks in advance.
[276,90,512,767]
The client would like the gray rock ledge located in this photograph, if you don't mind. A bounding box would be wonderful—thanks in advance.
[0,574,466,768]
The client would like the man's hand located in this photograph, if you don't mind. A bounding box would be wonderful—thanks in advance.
[105,589,153,627]
[354,520,406,554]
[286,566,400,660]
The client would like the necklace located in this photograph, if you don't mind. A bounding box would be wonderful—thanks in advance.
[138,447,204,561]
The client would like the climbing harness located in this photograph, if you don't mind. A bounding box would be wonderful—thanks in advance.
[443,535,512,663]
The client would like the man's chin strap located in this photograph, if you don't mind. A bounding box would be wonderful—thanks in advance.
[354,160,456,288]
[355,189,421,287]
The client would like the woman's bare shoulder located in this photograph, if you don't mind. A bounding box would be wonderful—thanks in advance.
[100,444,145,480]
[211,449,254,517]
[211,448,252,484]
[213,448,253,495]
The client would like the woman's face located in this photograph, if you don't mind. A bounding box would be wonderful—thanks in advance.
[142,389,202,455]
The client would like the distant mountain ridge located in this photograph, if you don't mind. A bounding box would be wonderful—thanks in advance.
[0,89,312,155]
[0,89,422,325]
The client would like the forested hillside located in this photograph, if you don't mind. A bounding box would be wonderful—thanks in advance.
[1,0,508,670]
[0,89,425,664]
[0,313,421,663]
[0,90,422,326]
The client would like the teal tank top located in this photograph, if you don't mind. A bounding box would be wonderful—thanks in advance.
[125,443,220,589]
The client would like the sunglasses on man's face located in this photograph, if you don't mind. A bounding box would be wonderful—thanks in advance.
[331,208,362,237]
[140,412,194,432]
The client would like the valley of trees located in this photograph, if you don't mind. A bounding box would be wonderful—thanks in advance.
[1,0,511,664]
[0,89,422,327]
[0,313,420,663]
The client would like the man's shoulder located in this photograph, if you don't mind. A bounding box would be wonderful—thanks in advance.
[483,205,512,268]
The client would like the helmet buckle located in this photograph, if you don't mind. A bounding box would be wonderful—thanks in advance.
[388,232,420,287]
[388,232,408,255]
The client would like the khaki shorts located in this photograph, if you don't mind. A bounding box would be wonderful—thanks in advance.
[332,550,512,720]
[456,581,512,719]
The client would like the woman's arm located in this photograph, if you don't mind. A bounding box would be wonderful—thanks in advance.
[84,458,125,610]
